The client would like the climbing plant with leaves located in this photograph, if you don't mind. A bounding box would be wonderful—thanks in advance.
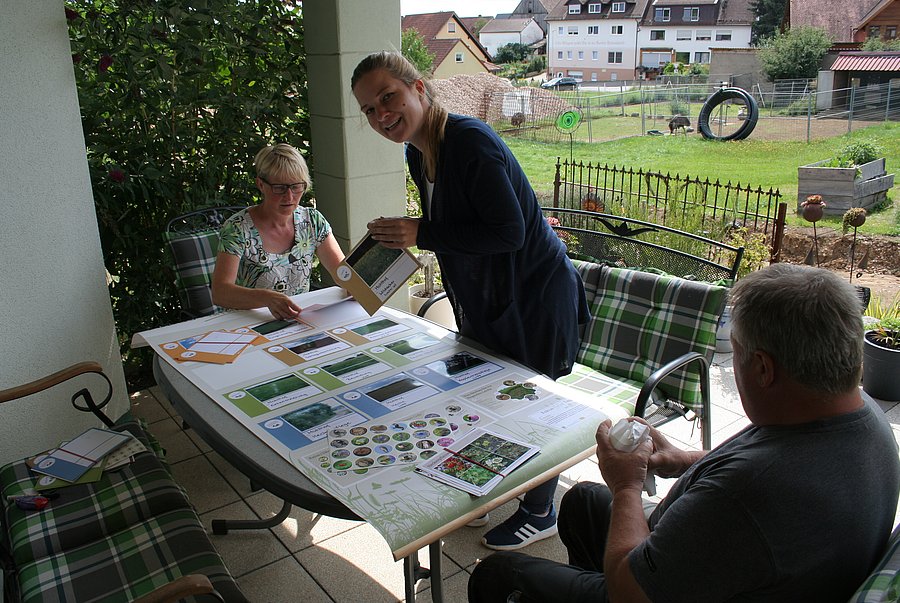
[66,0,308,385]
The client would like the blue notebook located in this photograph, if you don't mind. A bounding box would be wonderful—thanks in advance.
[31,428,132,483]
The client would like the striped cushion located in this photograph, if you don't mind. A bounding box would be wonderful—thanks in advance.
[848,524,900,603]
[572,260,726,412]
[0,422,191,566]
[16,508,244,603]
[1,421,246,602]
[164,229,220,318]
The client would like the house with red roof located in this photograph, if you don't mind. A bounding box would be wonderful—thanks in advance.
[852,0,900,43]
[401,12,497,77]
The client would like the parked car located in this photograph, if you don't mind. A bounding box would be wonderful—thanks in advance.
[541,77,579,90]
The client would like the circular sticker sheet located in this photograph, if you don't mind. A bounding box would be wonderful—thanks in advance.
[324,415,467,474]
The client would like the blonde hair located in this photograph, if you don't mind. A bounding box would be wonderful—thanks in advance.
[254,143,311,187]
[351,51,448,180]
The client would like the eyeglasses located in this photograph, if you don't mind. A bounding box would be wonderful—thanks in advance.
[261,178,306,195]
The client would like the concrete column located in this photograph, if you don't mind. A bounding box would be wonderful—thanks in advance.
[0,1,128,463]
[304,0,406,252]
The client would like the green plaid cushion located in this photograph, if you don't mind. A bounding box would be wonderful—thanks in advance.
[16,507,246,603]
[848,525,900,603]
[556,362,643,414]
[574,262,727,413]
[1,423,191,566]
[164,229,220,318]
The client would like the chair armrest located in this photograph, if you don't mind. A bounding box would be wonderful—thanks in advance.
[0,361,115,427]
[633,351,709,419]
[132,574,224,603]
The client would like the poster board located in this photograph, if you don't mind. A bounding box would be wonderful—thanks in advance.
[136,288,632,559]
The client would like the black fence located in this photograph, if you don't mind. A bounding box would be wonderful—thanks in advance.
[551,159,787,263]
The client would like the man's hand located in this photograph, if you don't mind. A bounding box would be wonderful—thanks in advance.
[367,217,420,249]
[643,420,703,479]
[596,419,652,494]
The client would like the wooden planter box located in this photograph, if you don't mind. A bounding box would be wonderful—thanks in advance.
[797,158,895,215]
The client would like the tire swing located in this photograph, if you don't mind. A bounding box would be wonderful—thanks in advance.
[698,87,759,141]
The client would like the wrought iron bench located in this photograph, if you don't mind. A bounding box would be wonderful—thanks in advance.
[543,207,744,283]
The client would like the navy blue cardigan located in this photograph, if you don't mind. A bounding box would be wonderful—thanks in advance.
[409,114,588,379]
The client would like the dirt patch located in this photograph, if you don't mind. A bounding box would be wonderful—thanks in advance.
[779,225,900,302]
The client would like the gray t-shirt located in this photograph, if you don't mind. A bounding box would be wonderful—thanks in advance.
[631,398,899,602]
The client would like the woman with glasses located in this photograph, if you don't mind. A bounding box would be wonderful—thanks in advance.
[211,143,344,320]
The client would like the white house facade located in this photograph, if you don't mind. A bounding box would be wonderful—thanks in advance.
[546,0,752,82]
[479,17,545,57]
[638,0,752,70]
[547,0,650,82]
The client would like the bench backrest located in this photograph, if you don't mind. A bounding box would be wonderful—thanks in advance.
[573,259,727,412]
[545,207,743,283]
[164,206,245,318]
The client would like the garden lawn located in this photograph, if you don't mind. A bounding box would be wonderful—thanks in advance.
[505,121,900,235]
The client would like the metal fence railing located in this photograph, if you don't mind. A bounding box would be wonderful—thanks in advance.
[483,81,897,144]
[551,159,788,263]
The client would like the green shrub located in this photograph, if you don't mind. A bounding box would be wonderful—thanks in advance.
[725,227,770,278]
[821,141,883,168]
[869,317,900,349]
[838,141,881,166]
[867,293,900,322]
[780,97,813,116]
[669,99,689,117]
[66,0,308,386]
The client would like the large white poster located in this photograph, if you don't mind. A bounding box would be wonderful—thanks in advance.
[137,288,631,559]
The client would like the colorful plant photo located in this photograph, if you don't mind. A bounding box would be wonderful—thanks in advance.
[416,427,541,496]
[433,456,495,487]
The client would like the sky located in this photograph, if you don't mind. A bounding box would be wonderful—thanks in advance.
[399,0,518,18]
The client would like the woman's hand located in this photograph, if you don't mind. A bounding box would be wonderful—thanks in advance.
[264,290,301,321]
[367,217,419,249]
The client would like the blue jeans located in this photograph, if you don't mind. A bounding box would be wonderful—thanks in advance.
[469,482,614,603]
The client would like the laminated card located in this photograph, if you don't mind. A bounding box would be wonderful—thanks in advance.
[334,233,421,316]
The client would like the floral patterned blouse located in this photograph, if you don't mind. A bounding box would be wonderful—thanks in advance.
[217,206,331,296]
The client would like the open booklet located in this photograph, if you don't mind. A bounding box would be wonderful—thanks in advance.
[416,427,540,497]
[333,232,421,315]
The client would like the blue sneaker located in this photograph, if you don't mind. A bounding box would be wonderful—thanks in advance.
[481,504,558,551]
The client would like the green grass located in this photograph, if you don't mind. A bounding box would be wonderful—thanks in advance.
[506,121,900,235]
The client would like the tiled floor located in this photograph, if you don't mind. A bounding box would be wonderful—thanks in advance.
[129,352,900,603]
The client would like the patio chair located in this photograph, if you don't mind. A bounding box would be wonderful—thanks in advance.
[0,362,243,602]
[164,206,245,319]
[559,260,728,450]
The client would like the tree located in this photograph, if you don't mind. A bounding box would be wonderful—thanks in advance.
[65,0,308,383]
[750,0,788,44]
[862,37,900,51]
[469,17,489,36]
[493,42,530,63]
[758,26,832,80]
[401,28,435,76]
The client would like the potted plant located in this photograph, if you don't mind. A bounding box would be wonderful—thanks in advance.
[797,141,895,215]
[800,194,826,222]
[863,317,900,401]
[408,251,455,329]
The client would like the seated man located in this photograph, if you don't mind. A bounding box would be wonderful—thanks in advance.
[469,264,900,603]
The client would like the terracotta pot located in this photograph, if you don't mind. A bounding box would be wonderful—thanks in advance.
[801,202,825,223]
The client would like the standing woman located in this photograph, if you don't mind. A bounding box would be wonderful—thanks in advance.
[351,52,589,551]
[211,144,345,320]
